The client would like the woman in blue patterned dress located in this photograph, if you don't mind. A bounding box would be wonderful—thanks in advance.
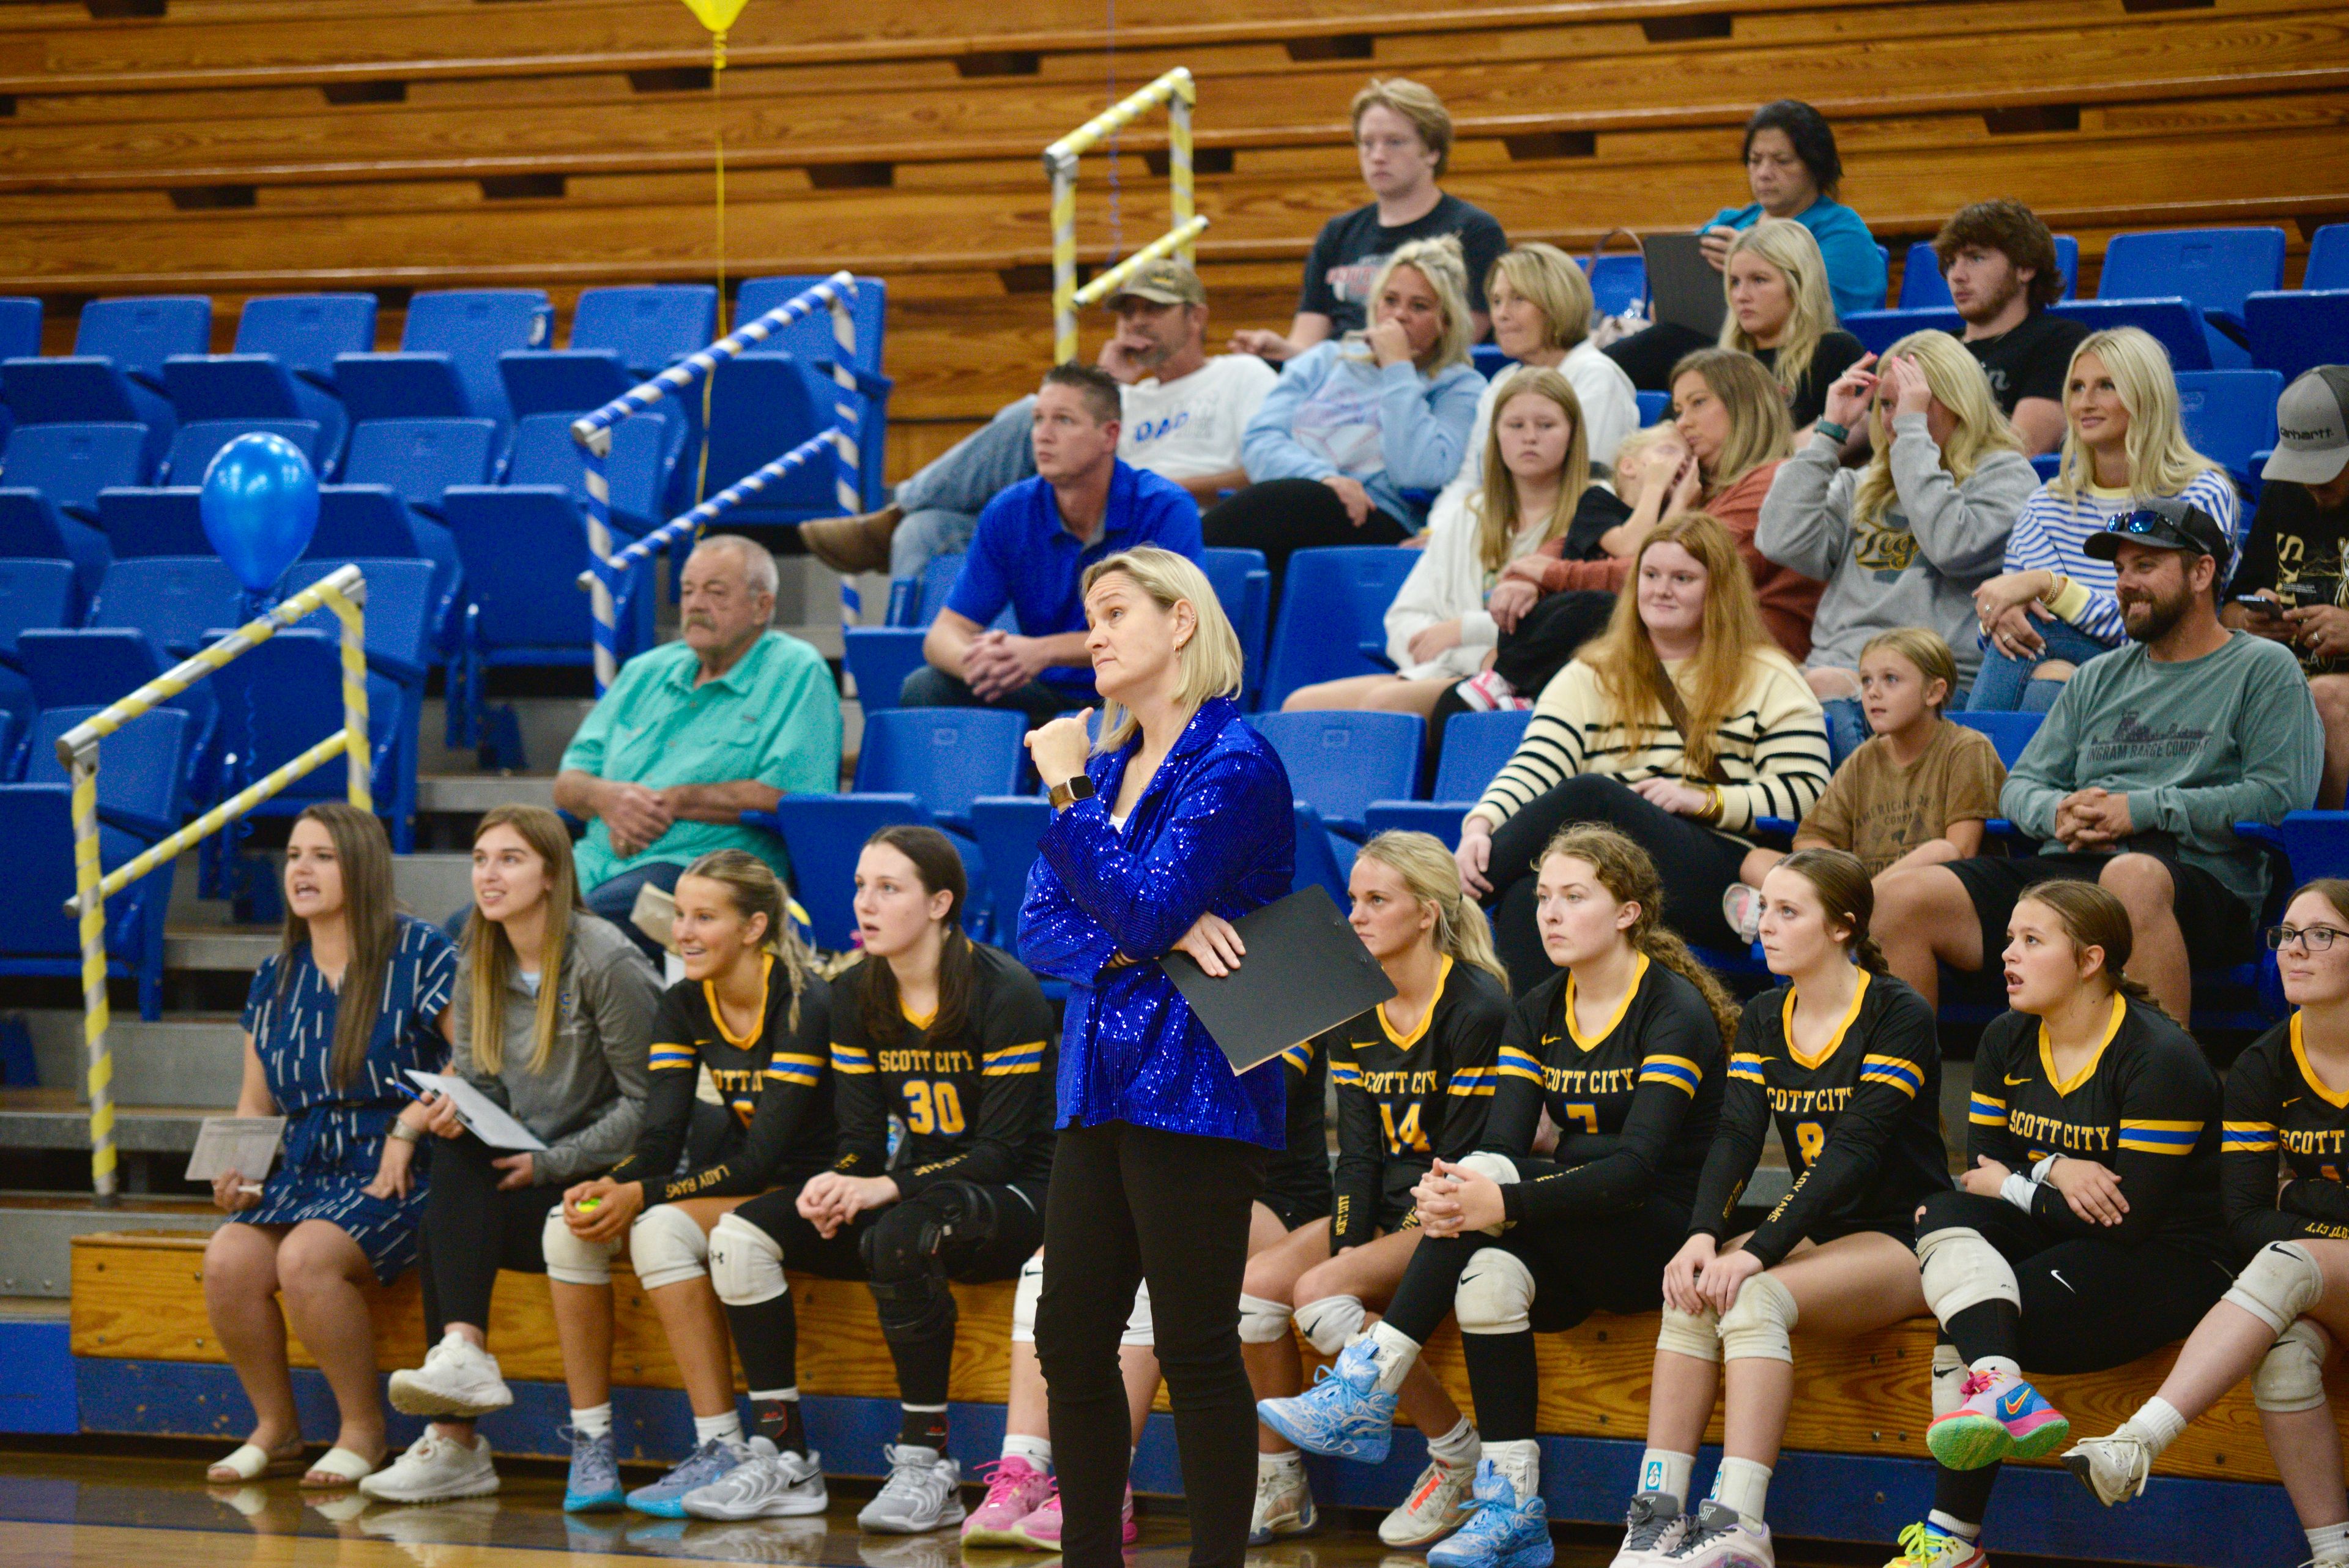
[201,801,459,1488]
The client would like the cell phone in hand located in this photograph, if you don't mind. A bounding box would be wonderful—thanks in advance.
[2235,594,2283,618]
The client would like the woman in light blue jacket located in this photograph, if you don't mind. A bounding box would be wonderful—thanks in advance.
[1206,234,1484,596]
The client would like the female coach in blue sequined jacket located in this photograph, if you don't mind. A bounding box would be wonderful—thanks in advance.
[1018,545,1294,1568]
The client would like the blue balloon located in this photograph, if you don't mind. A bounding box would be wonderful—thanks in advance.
[199,431,319,593]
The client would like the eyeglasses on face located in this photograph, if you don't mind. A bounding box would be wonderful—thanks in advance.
[2268,924,2348,952]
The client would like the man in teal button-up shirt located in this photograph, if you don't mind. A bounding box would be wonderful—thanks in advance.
[554,535,841,956]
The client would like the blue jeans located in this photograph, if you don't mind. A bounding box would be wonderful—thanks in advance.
[1965,620,2117,713]
[890,395,1038,579]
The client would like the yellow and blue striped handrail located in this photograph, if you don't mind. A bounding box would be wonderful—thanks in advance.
[1046,67,1198,365]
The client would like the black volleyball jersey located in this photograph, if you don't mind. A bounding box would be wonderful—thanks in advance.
[1324,956,1510,1248]
[609,954,836,1203]
[1264,1034,1335,1224]
[2223,1013,2349,1250]
[1693,970,1950,1265]
[829,942,1057,1198]
[1486,954,1726,1224]
[1968,994,2223,1244]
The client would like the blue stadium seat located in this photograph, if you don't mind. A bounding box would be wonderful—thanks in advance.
[2090,227,2287,371]
[1635,390,1670,428]
[968,794,1052,951]
[0,296,210,471]
[735,275,891,510]
[1587,253,1645,320]
[314,417,500,637]
[333,289,552,441]
[88,555,245,659]
[0,559,75,763]
[1364,708,1534,847]
[2173,369,2282,486]
[2244,291,2349,384]
[841,553,988,716]
[1469,344,1515,381]
[208,631,409,845]
[2306,225,2349,291]
[1256,710,1424,894]
[505,409,679,535]
[700,354,877,523]
[161,418,322,485]
[1898,236,2079,310]
[162,294,376,477]
[1840,308,1964,355]
[95,487,207,558]
[2048,297,2215,372]
[16,626,216,802]
[1950,710,2044,768]
[0,299,40,362]
[1200,546,1271,703]
[1260,547,1420,710]
[0,422,148,608]
[499,284,720,422]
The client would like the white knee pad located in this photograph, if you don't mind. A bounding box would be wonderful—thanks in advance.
[1123,1281,1154,1347]
[1293,1295,1366,1356]
[2253,1318,2336,1414]
[1931,1342,1967,1419]
[1718,1273,1799,1365]
[1655,1304,1722,1364]
[541,1207,621,1286]
[1456,1249,1535,1336]
[2224,1241,2326,1336]
[629,1203,713,1291]
[1238,1293,1294,1345]
[1453,1153,1521,1235]
[707,1211,787,1306]
[1916,1227,2021,1323]
[1012,1253,1043,1345]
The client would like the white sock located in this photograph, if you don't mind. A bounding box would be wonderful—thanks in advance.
[1636,1448,1694,1506]
[1480,1438,1540,1504]
[1002,1434,1052,1471]
[1931,1343,1968,1420]
[570,1403,613,1439]
[1260,1449,1304,1477]
[1969,1354,2023,1385]
[1427,1416,1479,1468]
[1365,1321,1421,1394]
[694,1411,743,1447]
[1709,1457,1771,1531]
[1927,1510,1981,1541]
[2307,1520,2349,1566]
[2120,1395,2187,1456]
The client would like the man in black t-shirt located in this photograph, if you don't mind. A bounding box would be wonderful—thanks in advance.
[2225,366,2349,804]
[1933,199,2088,456]
[1227,76,1506,364]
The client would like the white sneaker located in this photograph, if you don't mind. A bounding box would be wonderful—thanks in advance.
[1249,1461,1318,1545]
[856,1445,966,1534]
[1380,1455,1474,1547]
[358,1430,499,1504]
[1660,1501,1772,1567]
[1610,1490,1692,1566]
[2061,1432,2153,1506]
[682,1436,829,1520]
[388,1332,513,1419]
[1722,885,1764,945]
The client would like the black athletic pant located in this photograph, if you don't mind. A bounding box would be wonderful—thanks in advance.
[1201,477,1409,605]
[1038,1120,1265,1568]
[420,1132,563,1338]
[1601,321,1714,393]
[1485,774,1746,989]
[1917,1188,2235,1525]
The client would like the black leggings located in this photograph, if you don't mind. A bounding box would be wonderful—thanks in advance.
[419,1133,562,1338]
[1485,774,1747,989]
[1601,321,1714,393]
[1918,1189,2235,1525]
[1201,477,1409,603]
[1037,1120,1265,1568]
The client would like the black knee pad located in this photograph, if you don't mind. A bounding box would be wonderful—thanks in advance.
[861,1195,963,1343]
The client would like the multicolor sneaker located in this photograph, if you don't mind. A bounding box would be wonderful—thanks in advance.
[1009,1480,1137,1548]
[1882,1521,1988,1568]
[1255,1339,1400,1462]
[1658,1500,1770,1566]
[1249,1462,1317,1545]
[1609,1490,1692,1566]
[626,1438,752,1518]
[1927,1370,2069,1471]
[562,1425,625,1514]
[1425,1462,1553,1568]
[962,1457,1055,1546]
[1457,668,1531,713]
[2060,1433,2153,1506]
[1380,1455,1474,1547]
[1722,884,1764,945]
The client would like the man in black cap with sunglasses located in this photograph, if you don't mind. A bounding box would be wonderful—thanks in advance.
[1876,495,2322,1024]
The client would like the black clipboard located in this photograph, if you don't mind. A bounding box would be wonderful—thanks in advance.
[1161,887,1397,1074]
[1644,232,1729,339]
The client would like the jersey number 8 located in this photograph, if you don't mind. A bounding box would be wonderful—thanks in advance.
[1794,1120,1826,1167]
[903,1080,965,1137]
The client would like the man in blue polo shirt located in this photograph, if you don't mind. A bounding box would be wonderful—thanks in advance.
[903,362,1202,723]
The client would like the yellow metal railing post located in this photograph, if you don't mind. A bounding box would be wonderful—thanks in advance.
[1044,66,1198,364]
[328,584,372,811]
[70,751,113,1205]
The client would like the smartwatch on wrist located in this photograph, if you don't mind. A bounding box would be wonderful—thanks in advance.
[1048,775,1096,812]
[1813,418,1850,445]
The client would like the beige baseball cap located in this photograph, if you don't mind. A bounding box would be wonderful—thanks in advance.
[1105,257,1207,308]
[2263,366,2349,487]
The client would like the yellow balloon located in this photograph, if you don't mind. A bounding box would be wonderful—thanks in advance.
[680,0,748,34]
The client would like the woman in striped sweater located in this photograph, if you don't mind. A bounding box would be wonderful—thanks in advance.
[1454,510,1831,987]
[1966,325,2240,712]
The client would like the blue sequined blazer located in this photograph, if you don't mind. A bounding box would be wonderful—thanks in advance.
[1019,694,1297,1148]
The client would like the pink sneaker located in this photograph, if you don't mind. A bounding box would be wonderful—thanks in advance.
[1012,1481,1137,1549]
[1928,1367,2070,1471]
[963,1457,1056,1547]
[1457,668,1531,712]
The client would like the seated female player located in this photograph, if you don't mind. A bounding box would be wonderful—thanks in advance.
[686,825,1056,1535]
[1611,849,1950,1567]
[1891,880,2227,1568]
[1241,831,1513,1549]
[542,850,834,1517]
[2060,879,2349,1568]
[1260,824,1739,1568]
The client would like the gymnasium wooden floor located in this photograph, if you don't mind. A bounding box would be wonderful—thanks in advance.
[0,1447,2117,1568]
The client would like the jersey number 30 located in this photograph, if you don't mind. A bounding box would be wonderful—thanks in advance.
[903,1080,965,1137]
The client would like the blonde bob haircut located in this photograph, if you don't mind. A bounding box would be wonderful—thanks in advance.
[1357,234,1475,376]
[1351,77,1454,176]
[1474,368,1591,574]
[1670,347,1795,494]
[1353,830,1509,990]
[1850,330,2022,535]
[1081,546,1245,752]
[2049,325,2224,503]
[1719,218,1840,398]
[1488,242,1595,354]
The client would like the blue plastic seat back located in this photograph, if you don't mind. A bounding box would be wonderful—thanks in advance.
[699,354,845,516]
[1200,546,1271,699]
[2246,292,2349,385]
[1636,390,1670,428]
[969,795,1052,946]
[735,275,886,375]
[570,286,719,376]
[2047,299,2212,372]
[74,297,212,382]
[2173,370,2283,477]
[443,486,648,659]
[507,411,676,529]
[25,705,188,836]
[1,423,150,512]
[1431,709,1534,801]
[208,631,396,801]
[0,300,41,362]
[164,418,321,485]
[0,786,135,957]
[234,294,378,376]
[855,709,1027,828]
[1587,254,1645,321]
[2100,229,2287,318]
[1902,239,2074,304]
[341,418,498,510]
[1951,710,2044,768]
[1841,308,1965,356]
[281,559,435,677]
[2307,226,2349,292]
[399,290,554,428]
[915,553,967,627]
[1261,547,1421,710]
[91,556,245,658]
[1254,710,1426,836]
[0,560,74,663]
